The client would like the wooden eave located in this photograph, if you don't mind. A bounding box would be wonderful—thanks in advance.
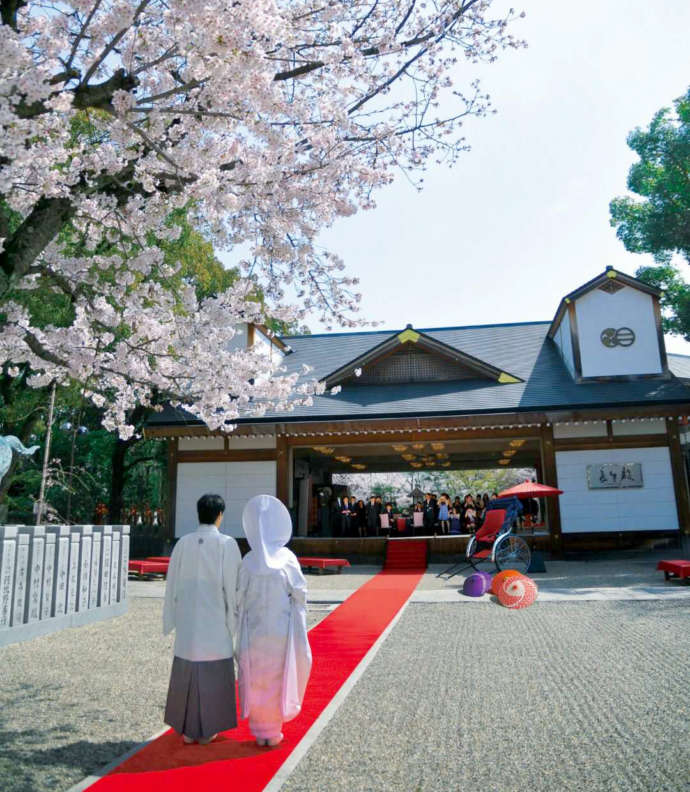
[321,326,523,388]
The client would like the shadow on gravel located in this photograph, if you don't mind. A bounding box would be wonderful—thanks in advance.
[0,731,137,792]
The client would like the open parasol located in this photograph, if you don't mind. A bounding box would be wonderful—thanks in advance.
[497,481,563,499]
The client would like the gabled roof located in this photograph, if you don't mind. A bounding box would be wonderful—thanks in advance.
[148,320,690,429]
[548,267,661,338]
[321,324,522,388]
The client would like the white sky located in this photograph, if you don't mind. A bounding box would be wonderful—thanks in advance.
[309,0,690,354]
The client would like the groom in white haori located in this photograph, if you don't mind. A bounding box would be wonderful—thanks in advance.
[163,493,241,744]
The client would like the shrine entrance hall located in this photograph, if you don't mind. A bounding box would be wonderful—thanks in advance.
[290,430,542,538]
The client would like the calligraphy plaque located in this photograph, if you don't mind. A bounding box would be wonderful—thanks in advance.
[0,526,18,628]
[41,532,56,620]
[587,463,643,489]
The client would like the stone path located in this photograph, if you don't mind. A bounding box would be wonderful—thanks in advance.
[1,555,688,792]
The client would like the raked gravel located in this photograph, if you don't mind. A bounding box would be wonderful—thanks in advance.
[0,597,331,792]
[282,600,690,792]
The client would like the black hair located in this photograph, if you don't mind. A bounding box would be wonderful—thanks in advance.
[197,493,225,524]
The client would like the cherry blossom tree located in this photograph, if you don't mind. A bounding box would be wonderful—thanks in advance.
[0,0,525,437]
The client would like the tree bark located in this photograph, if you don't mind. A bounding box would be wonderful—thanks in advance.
[0,197,74,280]
[109,437,133,523]
[108,405,149,521]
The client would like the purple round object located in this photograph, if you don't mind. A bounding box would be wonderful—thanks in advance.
[477,571,493,592]
[462,573,487,597]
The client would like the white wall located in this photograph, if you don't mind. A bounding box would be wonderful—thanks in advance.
[611,419,666,436]
[556,447,678,533]
[175,461,277,538]
[179,437,225,451]
[553,422,607,438]
[575,287,662,378]
[554,308,575,377]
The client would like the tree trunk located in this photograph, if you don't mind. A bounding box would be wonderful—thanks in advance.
[109,438,133,523]
[108,405,149,522]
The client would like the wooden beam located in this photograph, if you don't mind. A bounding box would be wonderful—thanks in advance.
[166,439,177,541]
[666,420,690,535]
[276,434,289,506]
[176,449,277,463]
[554,435,668,451]
[286,426,540,447]
[540,424,562,556]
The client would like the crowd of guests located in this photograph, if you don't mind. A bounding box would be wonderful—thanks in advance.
[329,491,540,537]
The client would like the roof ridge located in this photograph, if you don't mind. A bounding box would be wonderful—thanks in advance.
[281,320,551,340]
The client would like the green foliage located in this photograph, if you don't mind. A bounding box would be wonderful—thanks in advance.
[634,264,690,340]
[610,88,690,264]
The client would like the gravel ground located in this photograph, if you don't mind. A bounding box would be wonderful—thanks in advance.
[283,600,690,792]
[0,597,331,792]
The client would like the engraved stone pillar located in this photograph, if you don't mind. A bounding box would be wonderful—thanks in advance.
[19,526,45,623]
[93,525,112,606]
[66,530,80,614]
[41,531,56,620]
[89,530,101,610]
[0,526,18,629]
[109,527,121,605]
[118,525,130,603]
[11,533,29,626]
[46,525,70,617]
[71,525,93,612]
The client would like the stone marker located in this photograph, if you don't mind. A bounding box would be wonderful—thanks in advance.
[118,525,130,602]
[19,525,45,623]
[41,531,56,620]
[93,525,112,606]
[11,533,29,626]
[71,525,93,612]
[109,527,121,604]
[66,529,80,614]
[0,526,18,628]
[46,525,70,617]
[89,530,101,610]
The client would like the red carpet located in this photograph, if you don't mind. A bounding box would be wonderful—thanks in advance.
[384,539,428,570]
[87,569,424,791]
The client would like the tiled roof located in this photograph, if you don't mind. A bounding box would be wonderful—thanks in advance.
[149,322,690,427]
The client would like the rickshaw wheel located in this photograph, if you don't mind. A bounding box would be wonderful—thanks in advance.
[494,535,531,575]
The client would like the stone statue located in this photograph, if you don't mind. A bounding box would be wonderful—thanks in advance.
[0,435,40,485]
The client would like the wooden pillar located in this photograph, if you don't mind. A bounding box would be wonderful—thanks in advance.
[166,439,177,541]
[540,424,563,556]
[276,434,289,506]
[666,419,690,535]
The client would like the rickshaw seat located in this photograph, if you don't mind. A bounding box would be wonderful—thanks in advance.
[473,509,507,545]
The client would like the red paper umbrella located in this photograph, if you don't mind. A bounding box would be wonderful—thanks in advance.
[497,575,538,609]
[498,481,563,499]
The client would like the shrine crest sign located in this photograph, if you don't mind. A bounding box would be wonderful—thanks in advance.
[586,463,643,489]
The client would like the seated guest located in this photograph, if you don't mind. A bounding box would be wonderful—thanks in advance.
[462,494,477,533]
[449,507,462,535]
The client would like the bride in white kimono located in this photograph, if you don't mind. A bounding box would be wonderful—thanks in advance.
[237,494,312,747]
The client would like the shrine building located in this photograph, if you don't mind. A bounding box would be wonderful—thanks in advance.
[146,268,690,554]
